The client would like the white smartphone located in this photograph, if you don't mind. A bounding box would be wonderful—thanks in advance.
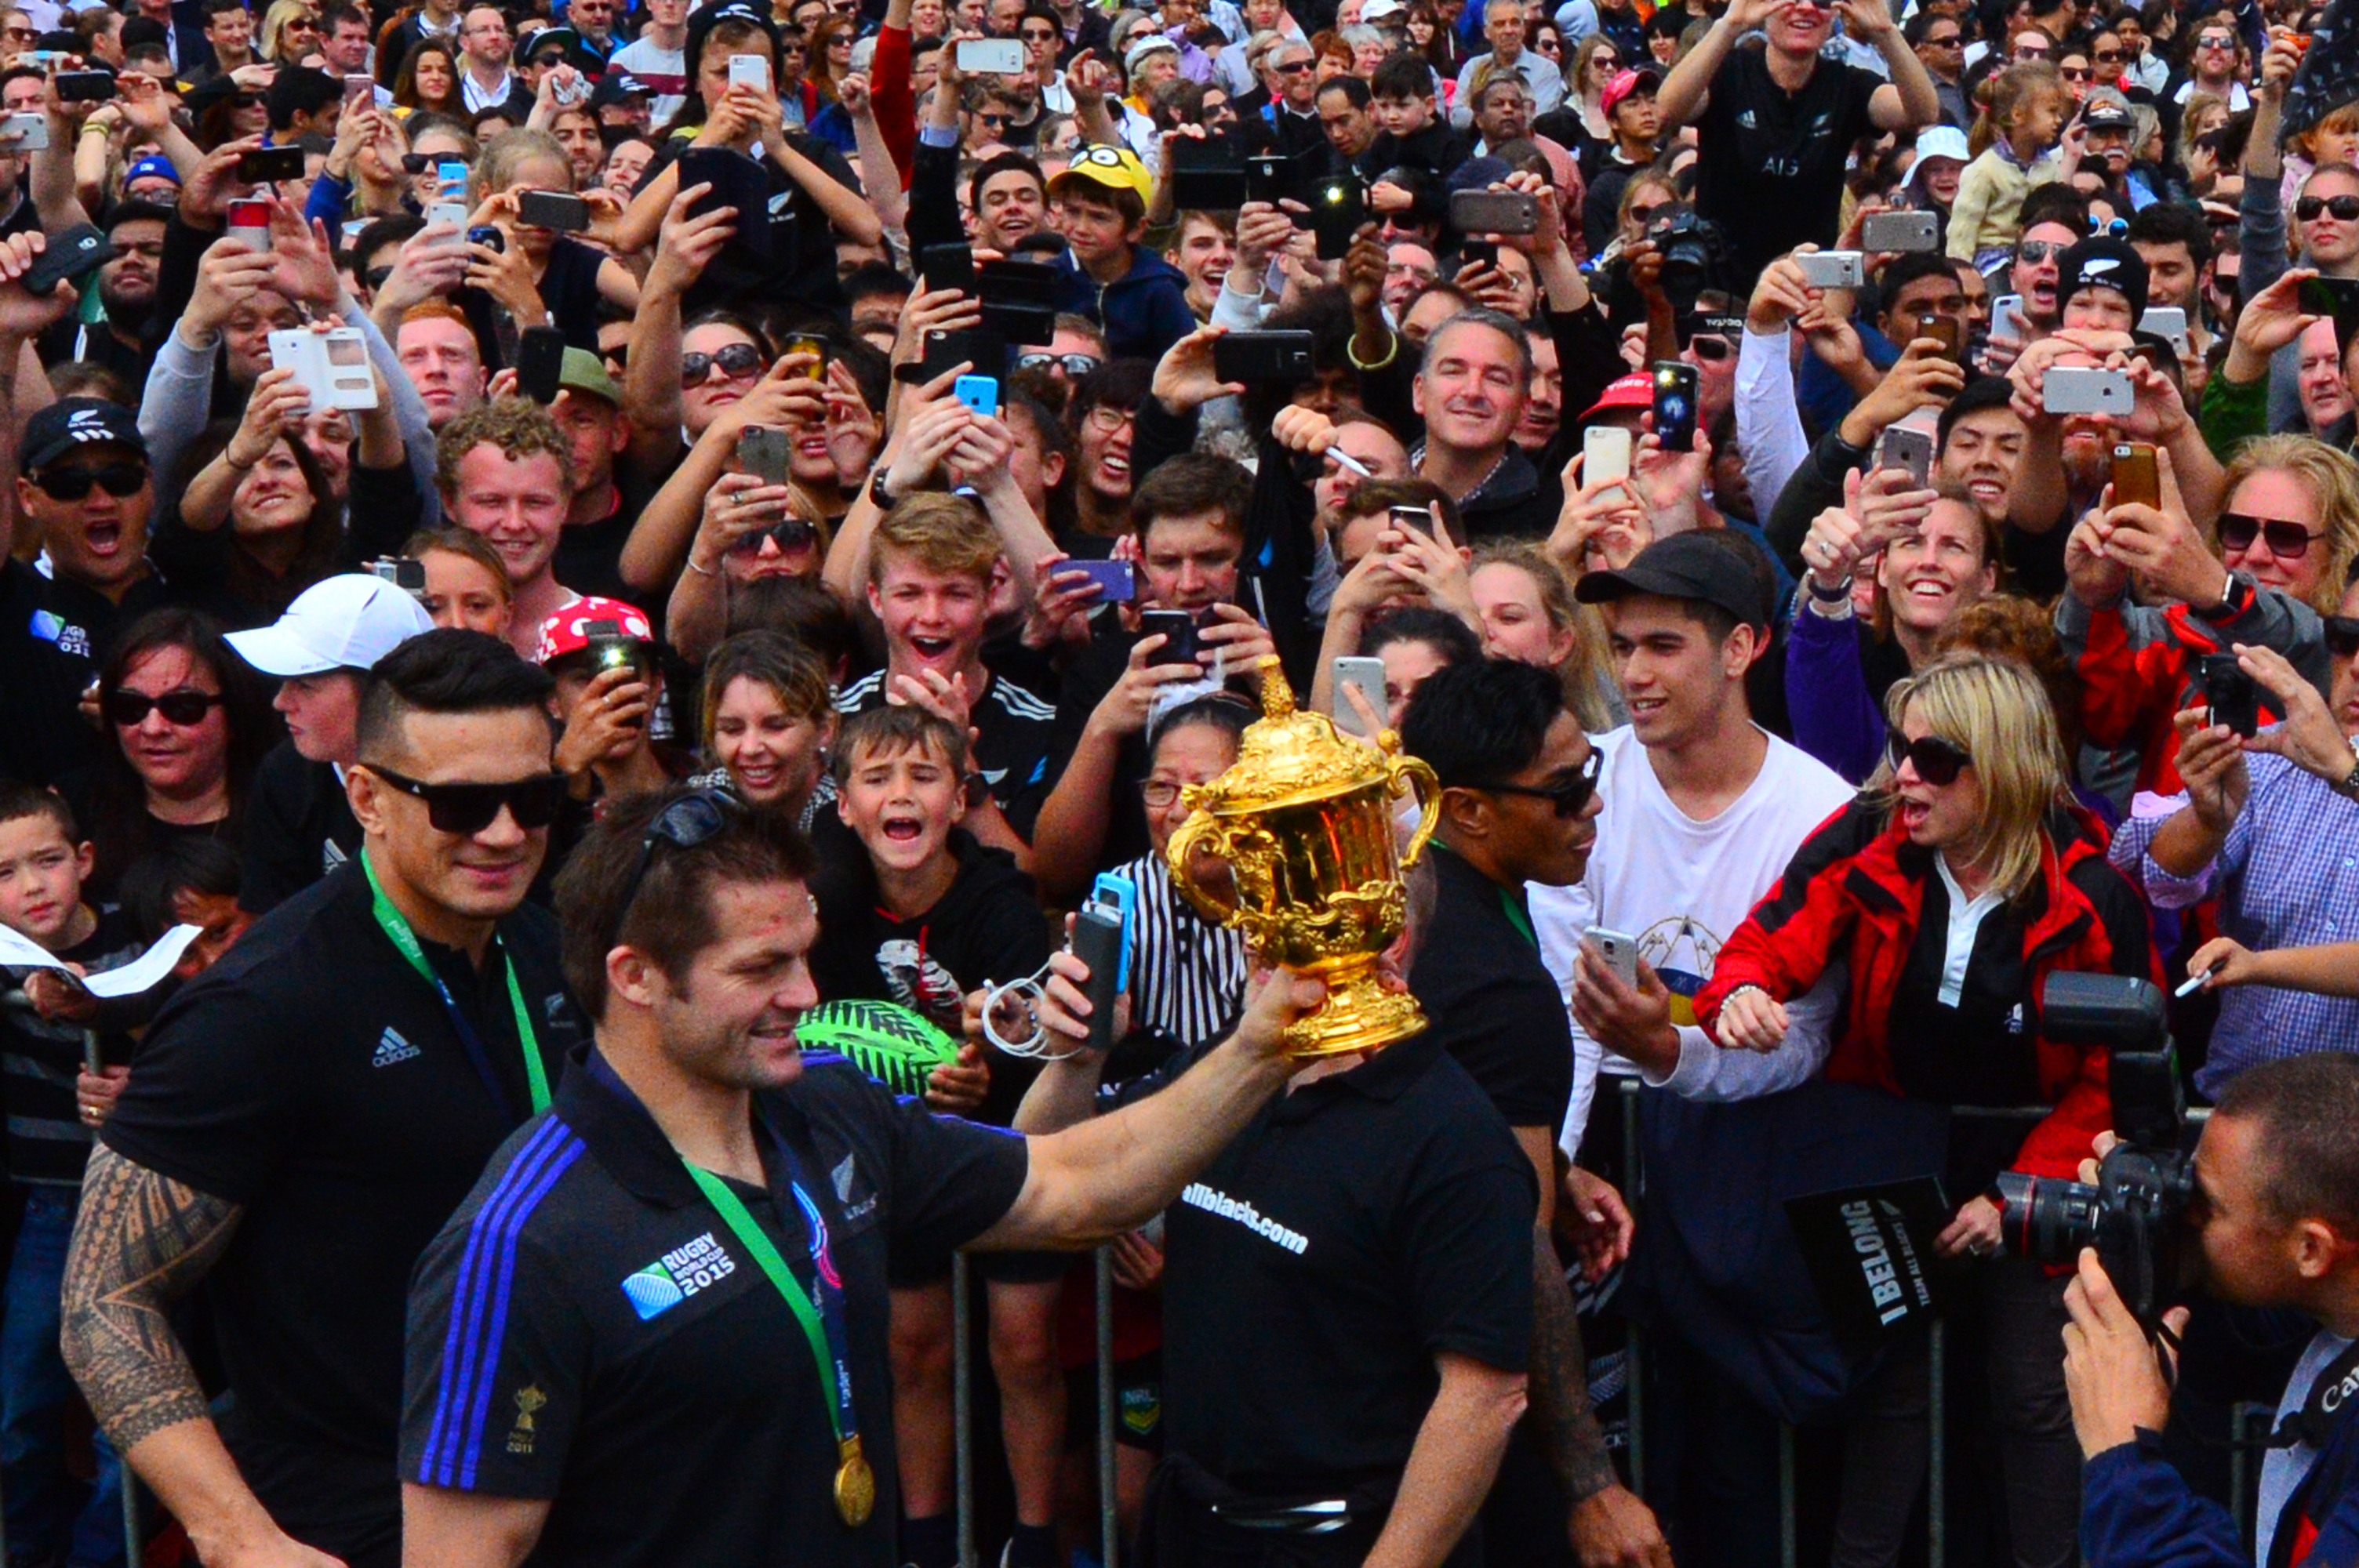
[427,199,468,229]
[0,112,48,150]
[1990,292,2027,342]
[726,52,770,92]
[2138,305,2190,357]
[1584,926,1639,987]
[1583,424,1632,486]
[1797,249,1866,289]
[2043,365,2136,416]
[268,325,380,410]
[1333,655,1387,739]
[955,36,1026,74]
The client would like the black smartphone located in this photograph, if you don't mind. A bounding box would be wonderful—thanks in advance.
[237,143,307,182]
[979,298,1056,346]
[20,223,114,296]
[2198,652,2261,738]
[906,325,1007,383]
[1140,608,1198,665]
[1652,361,1699,452]
[2301,276,2359,353]
[918,241,976,296]
[1309,173,1365,262]
[1212,329,1315,383]
[1168,162,1248,211]
[1244,152,1298,207]
[516,189,589,231]
[677,146,770,258]
[976,257,1060,307]
[580,619,647,691]
[1460,238,1499,271]
[515,325,566,403]
[467,223,505,252]
[53,68,114,102]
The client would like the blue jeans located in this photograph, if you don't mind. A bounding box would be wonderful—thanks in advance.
[2,1187,127,1568]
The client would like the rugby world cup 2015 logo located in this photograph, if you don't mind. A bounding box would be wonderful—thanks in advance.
[620,1232,737,1321]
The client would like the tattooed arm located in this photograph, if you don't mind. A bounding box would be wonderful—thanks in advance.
[62,1145,342,1568]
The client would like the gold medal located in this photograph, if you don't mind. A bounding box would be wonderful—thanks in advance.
[834,1436,875,1527]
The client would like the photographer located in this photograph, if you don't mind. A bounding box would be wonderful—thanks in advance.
[2065,1052,2359,1568]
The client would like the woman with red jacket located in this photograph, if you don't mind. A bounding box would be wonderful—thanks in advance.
[1696,654,2156,1568]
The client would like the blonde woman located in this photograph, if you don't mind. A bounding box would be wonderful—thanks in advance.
[258,0,321,64]
[1700,653,2154,1568]
[1467,542,1619,730]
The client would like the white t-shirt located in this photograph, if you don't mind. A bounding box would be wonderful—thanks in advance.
[1531,724,1856,1156]
[2259,1331,2354,1568]
[609,36,687,125]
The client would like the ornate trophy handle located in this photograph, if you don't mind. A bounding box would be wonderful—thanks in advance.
[1164,808,1245,927]
[1389,753,1442,869]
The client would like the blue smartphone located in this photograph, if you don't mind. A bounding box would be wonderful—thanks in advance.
[1065,557,1133,603]
[952,373,998,416]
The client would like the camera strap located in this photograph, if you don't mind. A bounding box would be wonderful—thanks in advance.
[2268,1335,2359,1451]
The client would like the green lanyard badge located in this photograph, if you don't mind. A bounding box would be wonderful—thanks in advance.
[361,848,551,1116]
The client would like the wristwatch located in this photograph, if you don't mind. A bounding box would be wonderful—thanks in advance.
[2204,569,2256,623]
[868,467,896,510]
[2339,738,2359,800]
[961,771,991,810]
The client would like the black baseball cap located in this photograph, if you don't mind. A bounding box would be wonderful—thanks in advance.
[23,398,146,472]
[1573,530,1768,630]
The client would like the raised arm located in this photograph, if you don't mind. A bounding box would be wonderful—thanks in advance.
[1656,0,1774,129]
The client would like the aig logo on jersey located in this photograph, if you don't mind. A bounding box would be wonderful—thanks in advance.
[620,1232,736,1321]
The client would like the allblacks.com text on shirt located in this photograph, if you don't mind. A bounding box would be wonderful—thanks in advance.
[1181,1183,1309,1255]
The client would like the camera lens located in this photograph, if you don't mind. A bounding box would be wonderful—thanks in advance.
[1995,1173,2101,1263]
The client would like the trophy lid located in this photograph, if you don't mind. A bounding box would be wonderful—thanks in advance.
[1184,657,1397,815]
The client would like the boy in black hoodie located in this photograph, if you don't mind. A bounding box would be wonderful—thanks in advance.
[807,705,1067,1568]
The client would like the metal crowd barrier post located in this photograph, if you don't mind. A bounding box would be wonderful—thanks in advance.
[122,1465,140,1568]
[2231,1402,2276,1541]
[954,1251,976,1568]
[1096,1244,1118,1568]
[1619,1078,1645,1496]
[1928,1316,1947,1568]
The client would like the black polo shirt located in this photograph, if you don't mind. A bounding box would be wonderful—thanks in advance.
[1408,844,1576,1138]
[400,1049,1030,1566]
[238,742,362,914]
[1692,46,1885,279]
[1112,1031,1533,1492]
[0,557,184,786]
[100,861,585,1563]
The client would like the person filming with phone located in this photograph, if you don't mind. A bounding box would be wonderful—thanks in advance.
[2064,1052,2359,1568]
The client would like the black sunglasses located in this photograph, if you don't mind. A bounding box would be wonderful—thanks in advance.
[727,518,819,555]
[1469,749,1602,818]
[612,789,733,943]
[35,463,146,501]
[365,764,568,834]
[681,342,765,385]
[2298,194,2359,221]
[2218,512,2321,560]
[364,264,395,291]
[104,688,221,727]
[1886,732,1972,786]
[2327,615,2359,661]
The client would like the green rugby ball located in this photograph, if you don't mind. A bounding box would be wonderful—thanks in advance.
[799,999,959,1096]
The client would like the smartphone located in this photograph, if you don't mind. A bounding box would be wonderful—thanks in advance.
[1797,249,1866,289]
[343,72,373,112]
[1861,209,1939,252]
[1212,330,1314,383]
[953,372,999,416]
[1140,608,1198,666]
[2109,441,2160,509]
[1309,172,1365,262]
[1333,655,1387,738]
[2043,365,2136,416]
[783,332,825,377]
[1459,238,1499,271]
[1876,425,1934,488]
[2197,652,2261,738]
[436,158,469,189]
[19,222,111,296]
[736,425,794,486]
[976,257,1060,307]
[238,144,306,183]
[427,199,470,229]
[515,324,566,403]
[1652,361,1699,453]
[227,196,271,251]
[1448,187,1539,235]
[1387,503,1434,538]
[580,619,646,688]
[1584,926,1640,986]
[1244,152,1298,207]
[1066,557,1134,603]
[954,36,1024,73]
[914,325,1006,381]
[978,297,1056,346]
[2137,305,2190,357]
[367,556,427,591]
[267,325,380,408]
[516,189,589,231]
[1914,314,1961,358]
[726,52,771,92]
[53,68,114,102]
[1167,162,1249,212]
[1990,292,2029,342]
[1583,424,1632,486]
[918,241,976,296]
[0,112,47,150]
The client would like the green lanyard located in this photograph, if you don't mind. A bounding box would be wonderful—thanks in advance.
[681,1164,852,1443]
[360,849,551,1116]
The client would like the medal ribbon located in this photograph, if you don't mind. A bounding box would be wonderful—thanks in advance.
[361,848,550,1117]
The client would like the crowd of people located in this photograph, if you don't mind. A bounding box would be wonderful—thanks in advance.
[0,0,2357,1559]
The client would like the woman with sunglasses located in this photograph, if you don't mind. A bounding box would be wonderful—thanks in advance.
[667,459,834,662]
[259,0,321,64]
[1565,33,1620,145]
[1701,654,2156,1568]
[71,608,274,900]
[2061,430,2359,794]
[394,38,466,116]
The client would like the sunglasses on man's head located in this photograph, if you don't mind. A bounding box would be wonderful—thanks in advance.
[611,789,735,944]
[1468,749,1603,818]
[680,342,765,385]
[2297,194,2359,221]
[1886,732,1972,786]
[364,764,568,835]
[2217,511,2322,560]
[35,463,146,501]
[105,688,220,728]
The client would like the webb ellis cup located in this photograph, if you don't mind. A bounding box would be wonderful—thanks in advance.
[1164,657,1441,1056]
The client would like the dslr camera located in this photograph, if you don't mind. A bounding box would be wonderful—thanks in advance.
[1646,204,1733,318]
[1995,973,2196,1327]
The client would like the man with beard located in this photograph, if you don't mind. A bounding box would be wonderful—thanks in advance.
[1656,0,1939,279]
[37,201,165,382]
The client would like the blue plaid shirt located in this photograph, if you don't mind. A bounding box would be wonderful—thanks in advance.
[2110,749,2359,1099]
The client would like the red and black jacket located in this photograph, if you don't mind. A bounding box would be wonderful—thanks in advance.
[1695,797,2159,1180]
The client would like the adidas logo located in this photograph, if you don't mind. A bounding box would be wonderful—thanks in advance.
[373,1026,423,1068]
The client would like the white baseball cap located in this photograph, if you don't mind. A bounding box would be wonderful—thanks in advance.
[226,574,435,677]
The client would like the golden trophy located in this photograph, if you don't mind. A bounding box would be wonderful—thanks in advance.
[1165,657,1441,1057]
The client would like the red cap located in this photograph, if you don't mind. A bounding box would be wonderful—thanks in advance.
[1600,66,1662,118]
[535,596,656,666]
[1581,372,1655,420]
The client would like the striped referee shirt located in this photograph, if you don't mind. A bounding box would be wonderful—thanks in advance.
[1114,853,1248,1053]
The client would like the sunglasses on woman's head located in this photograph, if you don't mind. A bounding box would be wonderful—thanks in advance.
[1887,732,1972,786]
[2297,194,2359,221]
[2217,511,2322,559]
[104,689,221,727]
[363,764,568,835]
[34,463,146,501]
[680,342,765,385]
